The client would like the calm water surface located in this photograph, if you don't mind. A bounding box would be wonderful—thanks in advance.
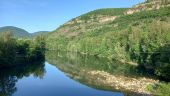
[0,61,123,96]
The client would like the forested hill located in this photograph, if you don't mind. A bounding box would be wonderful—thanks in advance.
[0,26,49,38]
[0,26,30,38]
[46,0,170,82]
[46,8,129,47]
[46,0,170,55]
[31,31,49,37]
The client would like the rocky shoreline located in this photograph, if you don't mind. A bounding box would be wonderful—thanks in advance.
[86,70,159,96]
[55,58,159,96]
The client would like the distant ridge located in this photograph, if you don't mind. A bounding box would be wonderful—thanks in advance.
[0,26,30,38]
[0,26,49,38]
[31,31,49,37]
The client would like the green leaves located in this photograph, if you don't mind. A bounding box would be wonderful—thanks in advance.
[0,34,46,67]
[0,32,16,66]
[46,7,170,81]
[148,83,170,96]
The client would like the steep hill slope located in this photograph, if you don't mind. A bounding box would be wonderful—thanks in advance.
[46,1,170,95]
[47,8,129,47]
[125,0,170,14]
[46,1,170,82]
[0,26,30,38]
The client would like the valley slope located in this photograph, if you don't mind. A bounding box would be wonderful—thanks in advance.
[46,0,170,64]
[46,0,170,84]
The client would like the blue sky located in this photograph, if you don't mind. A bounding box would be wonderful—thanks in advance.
[0,0,144,33]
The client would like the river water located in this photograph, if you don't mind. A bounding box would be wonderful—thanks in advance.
[11,62,123,96]
[0,51,152,96]
[0,51,125,96]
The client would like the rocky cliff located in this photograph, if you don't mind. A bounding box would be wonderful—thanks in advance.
[125,0,170,15]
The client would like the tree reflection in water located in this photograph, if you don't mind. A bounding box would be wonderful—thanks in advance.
[46,51,156,95]
[46,51,140,77]
[0,61,45,96]
[0,76,17,96]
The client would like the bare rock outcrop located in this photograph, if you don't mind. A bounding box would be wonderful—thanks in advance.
[125,0,170,15]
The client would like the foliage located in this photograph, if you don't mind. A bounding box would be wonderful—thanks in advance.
[79,8,128,20]
[30,31,49,37]
[147,83,170,96]
[16,35,46,62]
[0,32,16,66]
[27,35,46,61]
[46,7,170,81]
[0,33,46,67]
[150,44,170,81]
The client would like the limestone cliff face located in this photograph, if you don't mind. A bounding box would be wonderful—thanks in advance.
[125,0,170,15]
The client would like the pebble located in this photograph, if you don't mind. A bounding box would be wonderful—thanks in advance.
[87,70,159,94]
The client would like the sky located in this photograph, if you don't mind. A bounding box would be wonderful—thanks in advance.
[0,0,144,33]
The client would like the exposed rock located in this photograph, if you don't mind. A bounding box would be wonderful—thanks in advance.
[99,16,117,23]
[87,70,159,95]
[125,0,170,15]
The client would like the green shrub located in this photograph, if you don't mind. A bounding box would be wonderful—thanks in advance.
[0,33,46,67]
[148,83,170,96]
[0,32,16,66]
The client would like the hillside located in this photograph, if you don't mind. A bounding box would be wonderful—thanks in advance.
[31,31,49,37]
[126,0,170,14]
[47,8,129,44]
[47,5,170,54]
[0,26,49,38]
[0,26,30,38]
[47,0,170,82]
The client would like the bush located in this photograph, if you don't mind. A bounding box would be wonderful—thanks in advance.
[148,83,170,96]
[0,32,16,66]
[151,44,170,81]
[0,33,46,67]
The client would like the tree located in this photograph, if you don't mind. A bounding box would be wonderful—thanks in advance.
[0,32,16,66]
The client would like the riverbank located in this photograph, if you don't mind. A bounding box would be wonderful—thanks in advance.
[64,67,159,95]
[86,70,159,96]
[46,51,161,95]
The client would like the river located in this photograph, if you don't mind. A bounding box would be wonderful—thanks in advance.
[0,51,156,96]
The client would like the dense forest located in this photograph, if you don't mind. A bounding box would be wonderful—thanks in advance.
[0,32,46,68]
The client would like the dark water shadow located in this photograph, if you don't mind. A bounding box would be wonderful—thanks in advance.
[0,61,46,96]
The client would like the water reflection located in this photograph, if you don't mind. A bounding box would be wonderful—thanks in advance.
[46,51,154,95]
[0,51,155,96]
[0,61,45,96]
[46,51,142,77]
[0,76,17,96]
